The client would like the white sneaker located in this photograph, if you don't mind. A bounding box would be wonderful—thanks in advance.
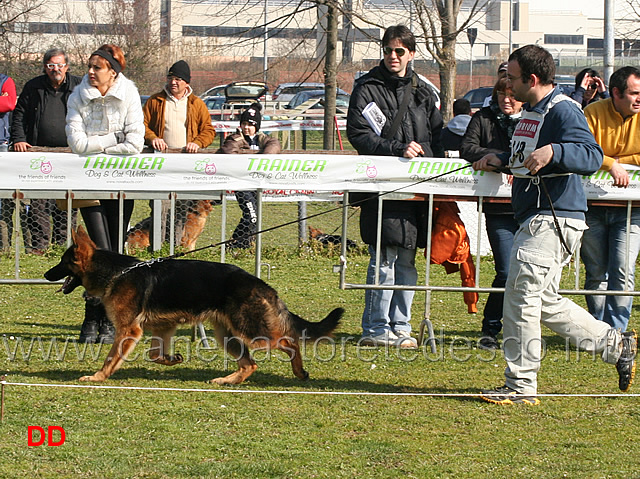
[394,330,418,349]
[360,330,399,347]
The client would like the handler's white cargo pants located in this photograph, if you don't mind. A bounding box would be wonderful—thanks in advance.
[502,214,622,395]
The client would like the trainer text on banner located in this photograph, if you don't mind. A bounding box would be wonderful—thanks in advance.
[0,152,639,200]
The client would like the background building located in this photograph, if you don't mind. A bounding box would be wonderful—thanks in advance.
[1,0,638,95]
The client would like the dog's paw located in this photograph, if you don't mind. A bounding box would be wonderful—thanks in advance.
[208,376,242,386]
[79,374,105,382]
[155,354,183,366]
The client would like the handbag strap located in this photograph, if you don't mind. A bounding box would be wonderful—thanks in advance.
[384,75,416,140]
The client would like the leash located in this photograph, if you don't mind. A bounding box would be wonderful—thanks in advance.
[493,164,572,255]
[151,163,474,262]
[538,176,573,255]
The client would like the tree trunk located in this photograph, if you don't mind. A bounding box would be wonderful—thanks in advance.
[439,53,456,124]
[438,0,458,124]
[323,0,338,150]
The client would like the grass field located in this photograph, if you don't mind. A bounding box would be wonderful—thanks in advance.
[1,203,639,478]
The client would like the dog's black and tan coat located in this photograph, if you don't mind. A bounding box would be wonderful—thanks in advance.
[45,226,343,384]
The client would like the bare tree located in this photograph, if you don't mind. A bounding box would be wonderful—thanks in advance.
[413,0,486,122]
[0,0,47,87]
[61,0,164,93]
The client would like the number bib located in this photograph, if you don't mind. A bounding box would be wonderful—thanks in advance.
[508,93,577,179]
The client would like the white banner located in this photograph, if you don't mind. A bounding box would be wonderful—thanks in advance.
[1,152,639,200]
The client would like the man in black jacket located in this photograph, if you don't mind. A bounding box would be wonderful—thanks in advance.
[10,47,82,253]
[347,24,444,348]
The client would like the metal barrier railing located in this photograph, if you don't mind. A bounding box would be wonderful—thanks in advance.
[2,187,639,353]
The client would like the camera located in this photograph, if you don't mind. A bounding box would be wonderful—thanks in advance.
[589,83,597,90]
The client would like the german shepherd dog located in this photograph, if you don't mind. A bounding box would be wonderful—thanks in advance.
[126,200,214,252]
[44,226,343,385]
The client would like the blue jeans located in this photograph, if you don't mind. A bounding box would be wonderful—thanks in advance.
[580,206,640,331]
[361,244,418,336]
[483,213,518,337]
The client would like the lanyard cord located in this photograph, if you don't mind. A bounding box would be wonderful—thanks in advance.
[538,176,572,255]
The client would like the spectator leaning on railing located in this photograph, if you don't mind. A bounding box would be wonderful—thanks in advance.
[142,60,216,245]
[10,48,82,255]
[0,70,17,251]
[581,66,640,333]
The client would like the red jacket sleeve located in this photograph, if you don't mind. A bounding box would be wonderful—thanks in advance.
[0,77,17,113]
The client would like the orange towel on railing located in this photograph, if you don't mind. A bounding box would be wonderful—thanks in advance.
[427,201,479,313]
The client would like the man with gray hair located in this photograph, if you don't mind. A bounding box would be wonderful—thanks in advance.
[9,47,82,253]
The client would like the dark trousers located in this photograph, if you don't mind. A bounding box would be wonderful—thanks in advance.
[482,213,519,337]
[80,199,134,252]
[232,191,258,247]
[29,199,77,250]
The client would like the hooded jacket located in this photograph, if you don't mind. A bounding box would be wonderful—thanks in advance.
[346,62,444,248]
[143,88,215,149]
[66,73,145,155]
[0,74,16,143]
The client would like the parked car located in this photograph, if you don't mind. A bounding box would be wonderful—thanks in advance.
[272,82,325,104]
[200,84,227,98]
[207,81,269,121]
[462,86,494,110]
[554,75,575,96]
[284,89,350,110]
[202,95,226,111]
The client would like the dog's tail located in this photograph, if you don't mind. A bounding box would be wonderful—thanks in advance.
[290,307,343,339]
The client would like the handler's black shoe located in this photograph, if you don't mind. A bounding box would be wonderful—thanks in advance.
[617,329,637,392]
[78,319,98,343]
[480,385,540,406]
[97,317,116,344]
[478,335,499,351]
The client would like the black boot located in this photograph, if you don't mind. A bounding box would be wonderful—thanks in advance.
[79,297,101,343]
[97,308,116,344]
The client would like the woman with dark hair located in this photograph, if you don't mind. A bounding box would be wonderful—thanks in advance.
[460,76,523,350]
[570,68,609,109]
[65,44,145,343]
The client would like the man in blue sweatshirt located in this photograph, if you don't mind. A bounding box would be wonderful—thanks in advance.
[472,44,637,405]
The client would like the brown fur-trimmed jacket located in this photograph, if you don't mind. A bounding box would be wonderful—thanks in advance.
[219,130,281,154]
[143,90,216,148]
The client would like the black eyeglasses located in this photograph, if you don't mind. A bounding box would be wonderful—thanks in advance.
[383,46,407,57]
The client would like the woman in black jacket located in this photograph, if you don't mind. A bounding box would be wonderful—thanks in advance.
[460,76,522,350]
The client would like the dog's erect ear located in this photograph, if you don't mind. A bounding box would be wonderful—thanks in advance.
[71,225,97,266]
[71,225,94,247]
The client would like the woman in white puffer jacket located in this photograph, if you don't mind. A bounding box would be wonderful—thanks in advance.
[65,44,144,345]
[66,45,144,155]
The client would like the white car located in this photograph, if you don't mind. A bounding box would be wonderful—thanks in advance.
[200,84,227,98]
